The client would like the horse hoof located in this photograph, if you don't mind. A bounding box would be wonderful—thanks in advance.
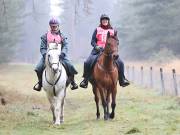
[109,113,115,119]
[104,116,109,121]
[54,122,60,125]
[96,116,100,120]
[60,120,64,124]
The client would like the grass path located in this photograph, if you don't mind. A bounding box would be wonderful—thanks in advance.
[0,64,180,135]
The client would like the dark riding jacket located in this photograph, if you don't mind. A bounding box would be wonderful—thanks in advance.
[90,29,100,55]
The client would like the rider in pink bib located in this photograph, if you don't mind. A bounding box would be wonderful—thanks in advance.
[80,14,130,88]
[96,26,114,48]
[47,31,62,44]
[33,18,78,91]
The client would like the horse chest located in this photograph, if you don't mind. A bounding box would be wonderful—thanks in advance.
[97,73,114,85]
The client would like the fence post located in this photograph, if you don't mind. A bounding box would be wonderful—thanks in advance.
[160,68,165,95]
[141,66,143,85]
[172,69,178,96]
[150,66,153,88]
[132,66,135,82]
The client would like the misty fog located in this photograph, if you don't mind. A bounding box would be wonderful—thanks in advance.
[0,0,180,64]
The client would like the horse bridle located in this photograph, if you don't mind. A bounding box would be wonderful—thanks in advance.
[45,48,62,96]
[44,68,62,97]
[103,43,117,57]
[97,38,118,72]
[47,48,61,69]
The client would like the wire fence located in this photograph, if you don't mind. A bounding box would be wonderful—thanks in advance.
[125,65,180,96]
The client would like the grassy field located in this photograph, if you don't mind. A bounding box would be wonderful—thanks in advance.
[0,64,180,135]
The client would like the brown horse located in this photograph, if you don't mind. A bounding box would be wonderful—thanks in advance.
[90,31,119,120]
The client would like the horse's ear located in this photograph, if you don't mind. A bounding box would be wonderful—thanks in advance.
[114,30,117,37]
[107,31,110,38]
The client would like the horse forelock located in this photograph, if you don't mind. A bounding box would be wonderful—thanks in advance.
[108,35,118,43]
[48,43,61,50]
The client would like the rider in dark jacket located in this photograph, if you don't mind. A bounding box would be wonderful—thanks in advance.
[33,18,78,91]
[80,14,130,88]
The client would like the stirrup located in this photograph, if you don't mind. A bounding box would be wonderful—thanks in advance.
[33,83,42,91]
[70,85,78,90]
[80,81,88,88]
[70,82,78,90]
[119,79,130,87]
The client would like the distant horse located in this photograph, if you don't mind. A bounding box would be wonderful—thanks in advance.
[42,43,67,125]
[90,31,119,120]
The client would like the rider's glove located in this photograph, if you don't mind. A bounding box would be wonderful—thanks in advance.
[95,46,103,52]
[60,53,65,59]
[43,53,46,59]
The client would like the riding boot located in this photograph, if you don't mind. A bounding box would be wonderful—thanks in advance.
[71,80,78,90]
[33,71,42,91]
[80,78,89,88]
[116,59,130,87]
[70,75,78,90]
[119,75,130,87]
[80,63,90,88]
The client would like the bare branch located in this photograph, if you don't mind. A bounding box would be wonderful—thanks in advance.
[2,0,6,15]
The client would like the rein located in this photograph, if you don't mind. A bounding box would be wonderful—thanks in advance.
[45,48,62,96]
[45,67,62,97]
[97,42,117,72]
[45,68,62,86]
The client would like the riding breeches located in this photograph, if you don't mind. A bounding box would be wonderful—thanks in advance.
[82,53,99,78]
[115,57,125,80]
[34,57,45,74]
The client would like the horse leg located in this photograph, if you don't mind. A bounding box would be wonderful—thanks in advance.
[99,87,108,120]
[106,90,111,119]
[47,96,56,123]
[110,86,117,119]
[93,86,100,119]
[53,97,61,125]
[60,97,65,123]
[50,105,55,123]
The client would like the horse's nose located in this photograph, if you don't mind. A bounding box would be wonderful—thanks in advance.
[114,54,119,60]
[52,64,58,73]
